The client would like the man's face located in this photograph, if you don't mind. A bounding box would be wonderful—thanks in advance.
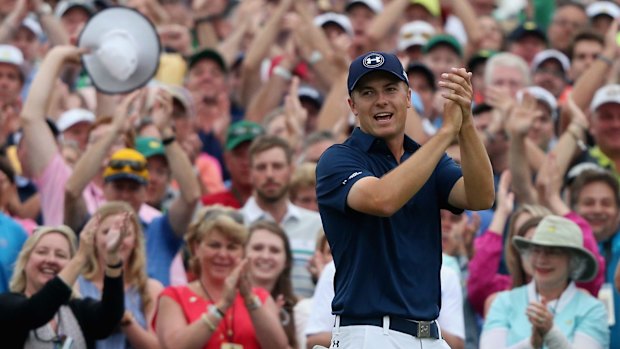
[591,103,620,156]
[346,4,375,37]
[508,35,547,64]
[409,71,434,118]
[422,45,462,79]
[11,28,39,63]
[0,63,22,104]
[591,15,614,36]
[145,156,170,207]
[103,179,146,213]
[185,59,227,99]
[405,4,434,23]
[250,147,292,204]
[488,65,526,98]
[225,142,252,188]
[61,8,90,44]
[570,39,603,82]
[547,5,588,52]
[348,71,411,142]
[575,181,620,241]
[526,101,555,150]
[532,60,567,98]
[63,121,92,151]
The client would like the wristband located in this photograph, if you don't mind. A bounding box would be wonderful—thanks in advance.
[162,136,176,146]
[201,313,217,331]
[245,294,262,311]
[208,304,224,320]
[106,260,123,269]
[273,66,292,81]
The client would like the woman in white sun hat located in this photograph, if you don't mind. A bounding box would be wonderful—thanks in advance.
[481,215,609,349]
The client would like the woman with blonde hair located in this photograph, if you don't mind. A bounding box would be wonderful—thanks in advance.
[0,218,125,348]
[155,205,288,349]
[78,201,163,348]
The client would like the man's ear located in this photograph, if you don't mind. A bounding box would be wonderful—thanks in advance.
[348,97,358,116]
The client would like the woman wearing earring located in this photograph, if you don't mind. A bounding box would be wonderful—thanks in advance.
[78,201,163,349]
[0,216,125,348]
[155,205,288,349]
[481,215,609,349]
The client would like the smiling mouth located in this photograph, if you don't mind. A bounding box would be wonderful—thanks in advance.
[374,112,393,121]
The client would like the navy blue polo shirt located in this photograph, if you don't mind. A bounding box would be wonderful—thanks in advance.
[316,127,463,320]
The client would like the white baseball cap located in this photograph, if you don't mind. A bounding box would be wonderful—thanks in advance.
[590,84,620,112]
[586,1,620,19]
[21,16,44,41]
[56,108,96,132]
[54,0,95,18]
[314,12,354,36]
[516,86,558,119]
[398,21,436,52]
[345,0,383,14]
[531,49,570,73]
[0,45,24,67]
[78,7,160,94]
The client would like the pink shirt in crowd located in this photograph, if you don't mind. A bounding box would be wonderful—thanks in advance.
[467,211,605,316]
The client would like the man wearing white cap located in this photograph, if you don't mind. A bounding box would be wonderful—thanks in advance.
[583,85,620,173]
[516,86,558,151]
[0,44,24,106]
[586,1,620,36]
[397,21,436,62]
[531,49,570,99]
[56,108,95,150]
[344,0,382,38]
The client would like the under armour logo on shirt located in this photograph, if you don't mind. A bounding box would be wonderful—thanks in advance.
[363,53,384,68]
[331,340,340,348]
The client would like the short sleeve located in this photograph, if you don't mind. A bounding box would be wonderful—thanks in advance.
[438,266,464,339]
[305,261,336,335]
[435,153,463,212]
[316,145,374,213]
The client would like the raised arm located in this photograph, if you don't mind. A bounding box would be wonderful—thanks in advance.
[0,0,28,43]
[20,45,86,177]
[152,89,200,237]
[32,0,69,46]
[444,69,495,210]
[506,93,540,205]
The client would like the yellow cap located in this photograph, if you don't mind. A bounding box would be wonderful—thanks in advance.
[410,0,440,17]
[103,148,149,184]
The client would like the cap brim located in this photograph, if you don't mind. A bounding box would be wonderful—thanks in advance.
[104,173,148,185]
[513,237,598,282]
[226,135,256,151]
[189,49,227,73]
[78,7,161,94]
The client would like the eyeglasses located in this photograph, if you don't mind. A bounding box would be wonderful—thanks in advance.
[108,160,147,172]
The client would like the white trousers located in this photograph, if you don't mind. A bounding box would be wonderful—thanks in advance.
[329,315,452,349]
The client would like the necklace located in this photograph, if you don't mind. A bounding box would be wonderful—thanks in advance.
[197,279,234,341]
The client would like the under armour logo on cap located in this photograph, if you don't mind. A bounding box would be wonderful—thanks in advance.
[347,51,409,94]
[363,53,385,68]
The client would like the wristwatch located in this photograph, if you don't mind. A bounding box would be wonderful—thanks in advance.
[36,3,52,16]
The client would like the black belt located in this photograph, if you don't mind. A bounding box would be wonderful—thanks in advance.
[339,316,440,339]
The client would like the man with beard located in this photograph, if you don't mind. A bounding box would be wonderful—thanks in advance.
[241,135,323,298]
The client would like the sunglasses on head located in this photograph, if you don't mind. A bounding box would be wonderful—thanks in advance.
[201,208,244,225]
[108,159,147,172]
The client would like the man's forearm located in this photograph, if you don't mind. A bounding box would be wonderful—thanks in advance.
[458,123,495,209]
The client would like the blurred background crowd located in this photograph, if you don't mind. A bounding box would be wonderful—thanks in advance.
[1,0,620,348]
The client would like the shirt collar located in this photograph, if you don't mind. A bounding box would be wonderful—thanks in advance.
[526,280,577,314]
[348,127,419,154]
[242,196,301,224]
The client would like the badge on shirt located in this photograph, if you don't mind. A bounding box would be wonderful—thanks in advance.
[221,343,243,349]
[598,283,616,326]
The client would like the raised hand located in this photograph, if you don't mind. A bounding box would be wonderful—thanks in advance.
[151,88,174,133]
[112,89,145,134]
[220,258,248,311]
[49,45,90,66]
[496,170,515,217]
[527,298,554,342]
[77,214,100,260]
[439,68,474,135]
[506,92,540,137]
[105,212,130,257]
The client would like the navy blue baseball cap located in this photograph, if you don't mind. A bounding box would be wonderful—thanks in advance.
[347,51,409,94]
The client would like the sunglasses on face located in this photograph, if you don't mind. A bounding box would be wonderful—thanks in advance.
[108,160,147,172]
